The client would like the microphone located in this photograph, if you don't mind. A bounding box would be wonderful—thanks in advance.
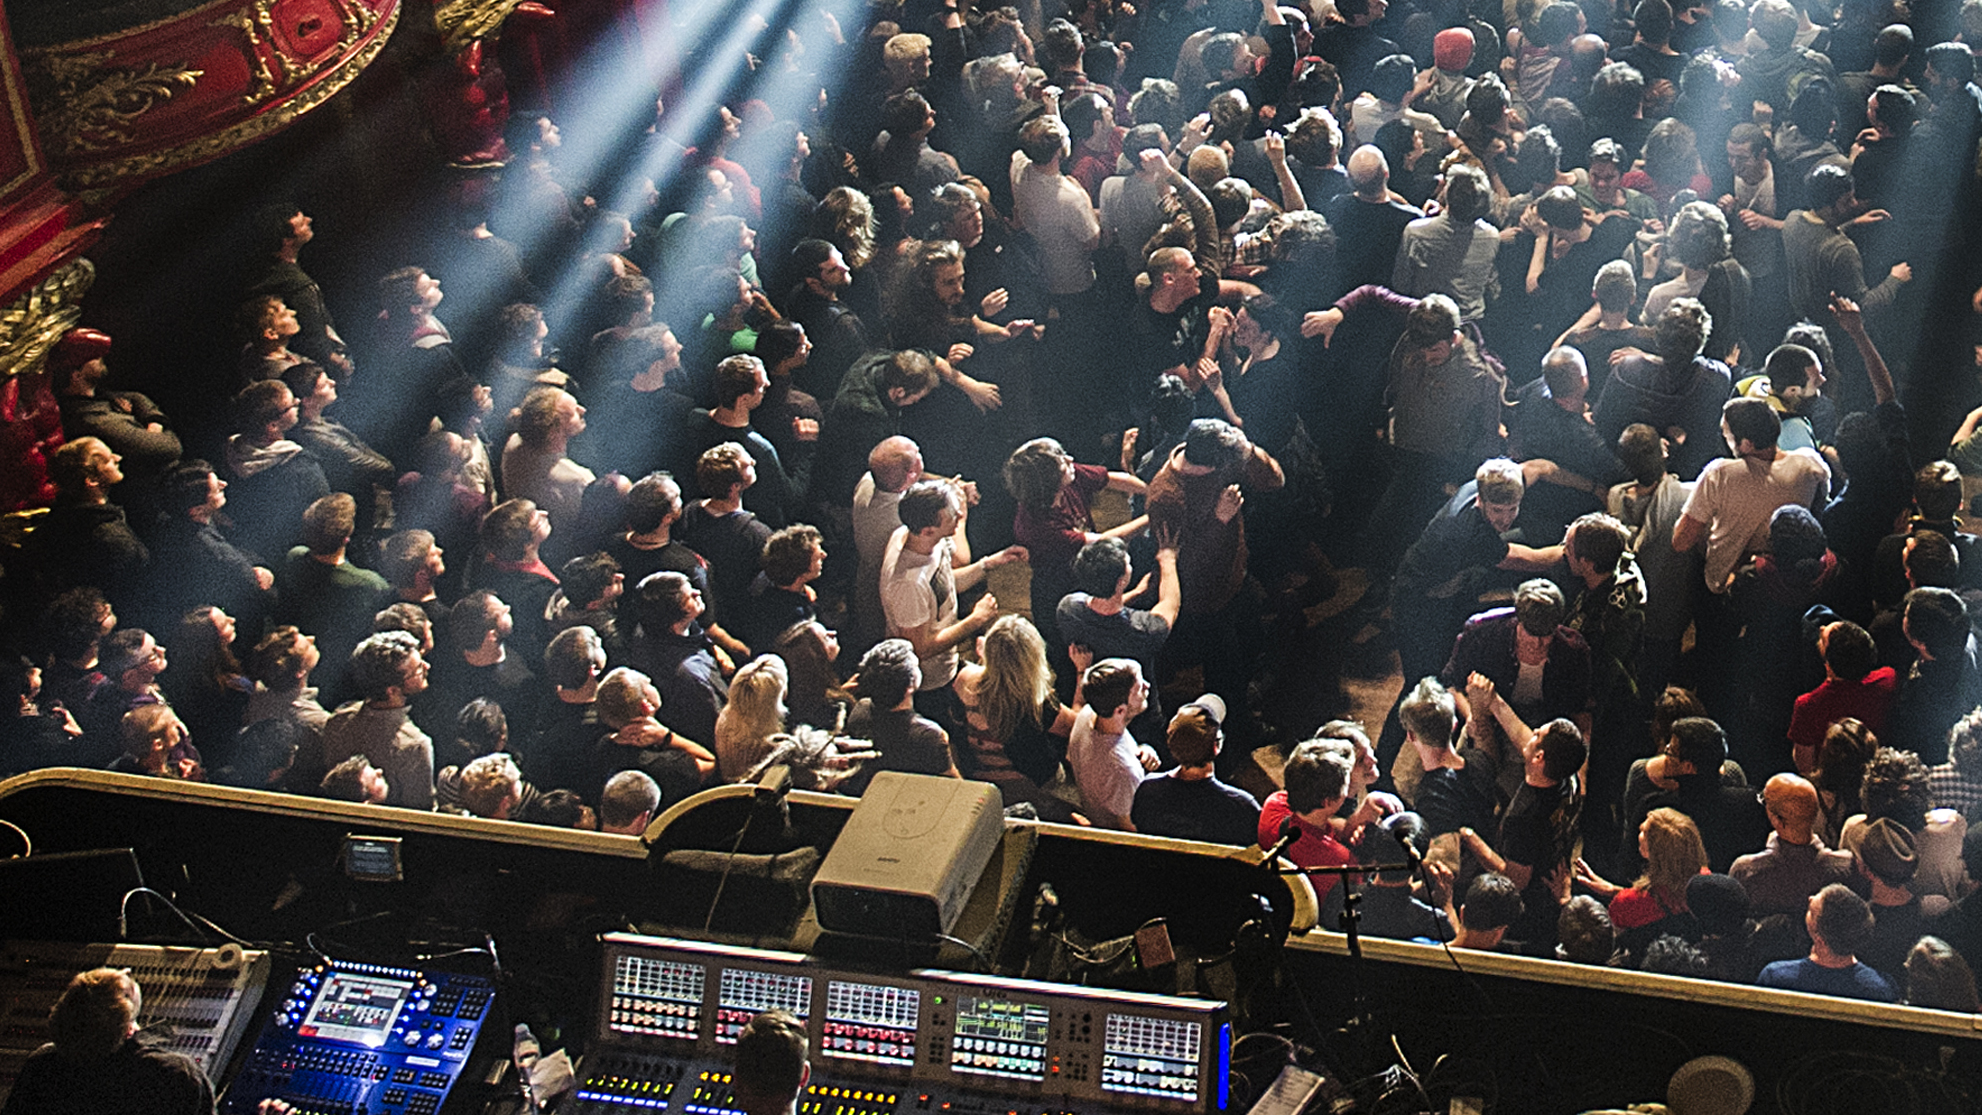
[1378,811,1427,870]
[1262,815,1302,865]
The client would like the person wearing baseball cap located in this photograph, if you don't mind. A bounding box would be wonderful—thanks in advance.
[1130,695,1261,845]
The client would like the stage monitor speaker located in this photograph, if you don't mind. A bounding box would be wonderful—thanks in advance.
[810,773,1003,940]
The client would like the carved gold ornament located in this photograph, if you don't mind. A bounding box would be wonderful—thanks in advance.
[433,0,526,53]
[0,258,97,378]
[34,56,204,155]
[210,9,284,105]
[214,0,388,106]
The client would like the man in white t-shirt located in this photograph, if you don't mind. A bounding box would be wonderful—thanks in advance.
[1673,395,1830,593]
[1068,658,1159,829]
[1010,115,1100,298]
[878,481,1026,712]
[853,437,980,653]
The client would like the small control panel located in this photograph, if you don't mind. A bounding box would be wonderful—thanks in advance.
[569,1064,908,1115]
[576,1051,690,1110]
[221,959,495,1115]
[559,1059,1103,1115]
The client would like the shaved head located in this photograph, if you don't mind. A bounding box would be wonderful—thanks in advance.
[1347,145,1389,196]
[1763,772,1820,838]
[868,436,923,493]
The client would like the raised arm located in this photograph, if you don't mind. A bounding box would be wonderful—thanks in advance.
[1170,168,1224,286]
[1500,542,1565,572]
[953,544,1028,594]
[1830,293,1894,406]
[903,591,1001,662]
[1265,132,1306,213]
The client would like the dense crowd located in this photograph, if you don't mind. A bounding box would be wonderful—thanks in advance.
[4,0,1982,1009]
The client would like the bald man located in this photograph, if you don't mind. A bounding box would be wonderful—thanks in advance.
[850,436,924,652]
[1730,773,1856,918]
[851,437,978,652]
[1324,144,1421,299]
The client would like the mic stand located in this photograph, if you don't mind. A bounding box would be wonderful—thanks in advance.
[1268,857,1414,1076]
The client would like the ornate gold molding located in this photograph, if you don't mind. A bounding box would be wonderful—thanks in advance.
[258,1,308,84]
[332,0,384,52]
[210,0,387,107]
[209,9,283,105]
[25,0,244,52]
[31,55,205,156]
[59,2,401,191]
[0,257,96,378]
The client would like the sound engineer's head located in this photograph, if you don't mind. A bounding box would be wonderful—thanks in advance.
[733,1009,809,1115]
[49,967,141,1060]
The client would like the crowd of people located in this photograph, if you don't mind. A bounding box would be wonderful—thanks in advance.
[4,0,1982,1013]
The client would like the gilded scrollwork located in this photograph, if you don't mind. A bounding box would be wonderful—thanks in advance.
[432,0,526,53]
[32,58,204,155]
[0,258,97,378]
[257,1,310,83]
[212,0,389,106]
[331,0,385,52]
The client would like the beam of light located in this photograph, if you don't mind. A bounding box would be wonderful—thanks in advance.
[493,0,795,323]
[475,0,869,389]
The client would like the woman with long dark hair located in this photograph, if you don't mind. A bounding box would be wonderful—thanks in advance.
[163,607,252,769]
[773,620,852,731]
[1005,437,1147,644]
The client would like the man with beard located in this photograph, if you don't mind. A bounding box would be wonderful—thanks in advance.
[780,240,872,401]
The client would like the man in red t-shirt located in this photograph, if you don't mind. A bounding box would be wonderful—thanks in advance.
[1259,738,1390,914]
[1788,619,1897,774]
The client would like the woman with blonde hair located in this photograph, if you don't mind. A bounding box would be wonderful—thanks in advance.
[1575,807,1709,958]
[714,655,789,782]
[814,186,876,271]
[954,615,1078,822]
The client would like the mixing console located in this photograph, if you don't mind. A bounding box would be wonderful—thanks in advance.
[570,935,1229,1115]
[220,958,495,1115]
